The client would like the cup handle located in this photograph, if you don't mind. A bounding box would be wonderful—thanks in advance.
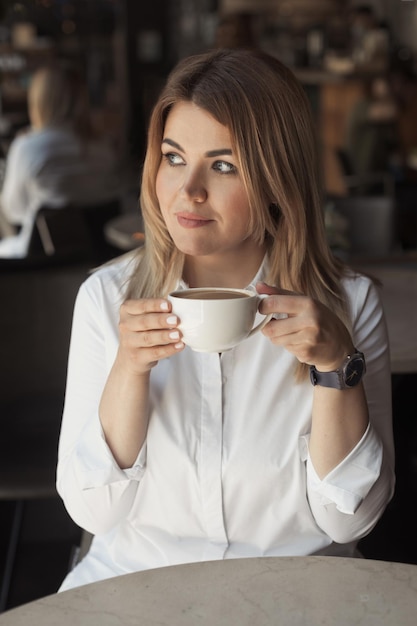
[247,294,274,338]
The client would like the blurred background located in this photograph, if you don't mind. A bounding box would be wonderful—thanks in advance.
[0,0,415,190]
[0,0,416,613]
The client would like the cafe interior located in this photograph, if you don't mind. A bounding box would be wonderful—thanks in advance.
[0,0,416,616]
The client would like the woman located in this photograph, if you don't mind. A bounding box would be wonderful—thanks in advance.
[57,48,395,590]
[0,64,120,257]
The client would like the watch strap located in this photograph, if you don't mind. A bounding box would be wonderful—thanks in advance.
[310,366,343,389]
[310,350,366,390]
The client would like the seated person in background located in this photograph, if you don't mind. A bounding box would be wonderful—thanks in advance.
[349,4,390,73]
[345,58,417,188]
[0,64,121,258]
[345,75,398,185]
[388,59,417,175]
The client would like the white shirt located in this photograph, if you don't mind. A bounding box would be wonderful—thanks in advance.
[57,254,395,591]
[0,126,120,257]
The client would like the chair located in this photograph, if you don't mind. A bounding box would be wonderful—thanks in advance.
[80,199,122,263]
[336,148,395,199]
[395,181,417,250]
[0,199,122,270]
[0,262,90,611]
[331,194,397,258]
[26,206,93,262]
[69,530,94,572]
[33,199,122,263]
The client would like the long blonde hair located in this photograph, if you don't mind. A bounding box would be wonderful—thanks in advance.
[28,64,93,139]
[127,48,350,375]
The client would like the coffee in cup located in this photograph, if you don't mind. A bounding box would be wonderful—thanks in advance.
[168,287,273,352]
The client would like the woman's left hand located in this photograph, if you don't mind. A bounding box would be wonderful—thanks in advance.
[257,281,355,371]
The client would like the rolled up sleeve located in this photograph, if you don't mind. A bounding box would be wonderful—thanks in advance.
[302,423,382,515]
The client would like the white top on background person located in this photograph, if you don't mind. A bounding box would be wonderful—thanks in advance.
[56,49,395,591]
[0,65,120,258]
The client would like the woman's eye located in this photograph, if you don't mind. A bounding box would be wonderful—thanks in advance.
[163,152,185,166]
[213,160,237,174]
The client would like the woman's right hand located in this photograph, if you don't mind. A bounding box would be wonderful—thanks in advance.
[99,298,184,468]
[117,298,185,375]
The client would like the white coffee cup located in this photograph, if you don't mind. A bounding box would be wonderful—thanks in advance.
[168,287,273,353]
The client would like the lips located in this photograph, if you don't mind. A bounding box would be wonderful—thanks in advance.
[175,212,213,228]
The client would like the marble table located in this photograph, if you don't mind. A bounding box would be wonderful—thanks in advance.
[1,557,416,625]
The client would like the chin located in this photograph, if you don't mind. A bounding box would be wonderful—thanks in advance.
[179,246,217,258]
[171,237,219,258]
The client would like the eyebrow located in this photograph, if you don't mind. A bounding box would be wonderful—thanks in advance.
[162,138,233,158]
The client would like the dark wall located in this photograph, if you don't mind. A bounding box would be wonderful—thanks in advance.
[123,0,171,162]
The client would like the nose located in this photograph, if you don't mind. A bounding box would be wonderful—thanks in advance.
[181,169,207,203]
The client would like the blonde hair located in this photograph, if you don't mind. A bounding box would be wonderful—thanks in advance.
[127,48,350,377]
[28,65,93,139]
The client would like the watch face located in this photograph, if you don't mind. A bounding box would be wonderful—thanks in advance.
[344,356,365,388]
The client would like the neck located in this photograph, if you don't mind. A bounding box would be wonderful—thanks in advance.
[183,246,266,289]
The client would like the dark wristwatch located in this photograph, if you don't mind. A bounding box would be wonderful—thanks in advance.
[310,349,366,390]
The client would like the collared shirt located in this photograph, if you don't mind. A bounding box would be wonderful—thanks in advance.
[57,254,395,591]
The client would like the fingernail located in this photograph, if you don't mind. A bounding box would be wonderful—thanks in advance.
[174,342,184,350]
[166,315,177,325]
[169,330,180,340]
[160,301,169,311]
